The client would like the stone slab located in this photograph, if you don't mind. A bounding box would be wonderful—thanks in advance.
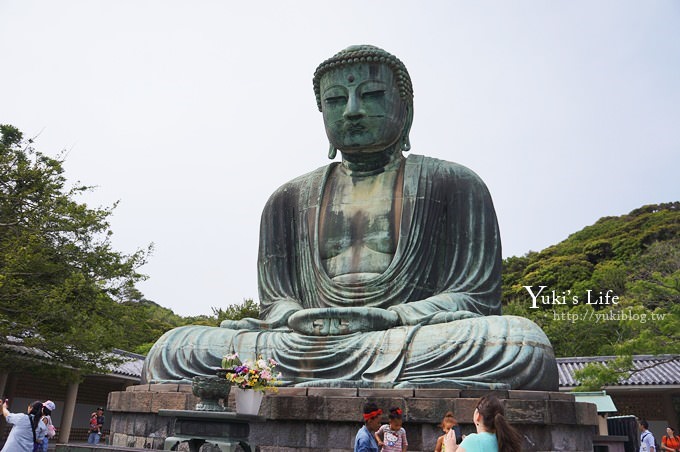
[148,383,180,393]
[307,387,356,397]
[508,390,551,400]
[460,389,510,399]
[126,384,150,392]
[275,387,308,396]
[414,388,460,398]
[549,392,576,401]
[505,399,549,424]
[575,401,599,426]
[548,400,577,425]
[150,392,190,412]
[453,398,480,423]
[407,398,454,423]
[358,388,414,398]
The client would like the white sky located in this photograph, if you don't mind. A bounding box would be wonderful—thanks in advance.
[2,1,679,316]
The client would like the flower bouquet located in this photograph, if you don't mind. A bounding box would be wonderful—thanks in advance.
[221,353,282,392]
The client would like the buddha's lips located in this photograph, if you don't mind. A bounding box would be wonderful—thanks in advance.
[346,124,366,134]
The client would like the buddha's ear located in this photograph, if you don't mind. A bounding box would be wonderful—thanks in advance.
[328,143,337,159]
[400,104,414,153]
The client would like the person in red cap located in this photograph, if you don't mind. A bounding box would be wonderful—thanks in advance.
[374,406,408,452]
[354,402,382,452]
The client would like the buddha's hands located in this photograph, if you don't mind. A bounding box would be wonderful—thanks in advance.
[422,310,481,325]
[287,307,399,335]
[220,300,302,331]
[220,317,282,330]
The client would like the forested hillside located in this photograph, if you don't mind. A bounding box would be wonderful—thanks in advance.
[503,202,679,358]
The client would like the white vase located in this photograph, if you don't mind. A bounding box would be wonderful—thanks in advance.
[234,387,264,415]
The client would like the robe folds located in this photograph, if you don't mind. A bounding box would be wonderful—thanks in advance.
[142,155,558,390]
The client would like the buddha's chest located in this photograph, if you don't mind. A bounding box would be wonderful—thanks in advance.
[318,168,403,278]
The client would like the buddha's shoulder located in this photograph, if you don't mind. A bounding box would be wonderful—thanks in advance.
[407,154,488,187]
[264,163,333,204]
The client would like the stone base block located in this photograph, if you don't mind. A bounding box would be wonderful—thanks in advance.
[107,385,598,451]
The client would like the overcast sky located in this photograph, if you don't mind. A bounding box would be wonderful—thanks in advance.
[2,1,678,317]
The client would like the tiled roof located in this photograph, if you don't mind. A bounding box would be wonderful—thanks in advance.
[109,348,145,379]
[2,339,144,380]
[557,354,680,387]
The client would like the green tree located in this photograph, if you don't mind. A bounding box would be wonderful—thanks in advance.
[573,355,634,391]
[502,202,679,361]
[0,124,151,375]
[212,298,260,324]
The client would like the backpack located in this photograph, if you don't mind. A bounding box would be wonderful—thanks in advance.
[46,423,56,439]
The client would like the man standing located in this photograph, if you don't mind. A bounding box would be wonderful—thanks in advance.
[640,419,656,452]
[354,402,382,452]
[87,407,105,445]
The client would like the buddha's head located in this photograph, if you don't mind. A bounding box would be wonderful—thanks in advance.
[313,45,414,159]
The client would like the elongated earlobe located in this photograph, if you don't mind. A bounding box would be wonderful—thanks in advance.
[328,143,337,159]
[401,136,411,152]
[400,105,413,153]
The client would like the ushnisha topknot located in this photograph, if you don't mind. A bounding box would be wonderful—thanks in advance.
[313,45,414,111]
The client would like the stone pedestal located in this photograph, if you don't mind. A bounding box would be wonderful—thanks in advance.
[160,409,263,451]
[107,385,598,451]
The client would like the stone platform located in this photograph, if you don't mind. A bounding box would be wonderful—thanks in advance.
[106,384,598,451]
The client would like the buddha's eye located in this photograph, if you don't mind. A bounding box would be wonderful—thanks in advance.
[362,90,385,100]
[324,96,347,106]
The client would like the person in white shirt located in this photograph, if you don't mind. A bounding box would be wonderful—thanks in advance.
[640,420,656,452]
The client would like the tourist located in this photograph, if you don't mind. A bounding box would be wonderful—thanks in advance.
[1,399,47,452]
[662,426,679,452]
[36,401,56,452]
[354,402,382,452]
[374,406,408,452]
[443,395,521,452]
[87,407,105,444]
[435,411,461,452]
[638,420,657,452]
[640,420,656,452]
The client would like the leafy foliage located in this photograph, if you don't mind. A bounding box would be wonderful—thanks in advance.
[572,355,634,391]
[212,299,260,324]
[502,202,680,388]
[503,202,679,353]
[0,125,151,375]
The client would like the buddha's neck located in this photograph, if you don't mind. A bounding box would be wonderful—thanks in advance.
[340,147,404,176]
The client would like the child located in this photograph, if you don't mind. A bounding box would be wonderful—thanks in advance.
[87,407,106,444]
[435,411,461,452]
[374,406,408,452]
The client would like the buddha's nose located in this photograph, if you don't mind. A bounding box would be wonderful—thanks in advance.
[343,93,365,120]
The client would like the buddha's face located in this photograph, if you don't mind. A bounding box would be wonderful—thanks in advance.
[320,63,408,154]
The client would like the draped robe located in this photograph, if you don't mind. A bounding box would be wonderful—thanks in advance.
[142,154,558,390]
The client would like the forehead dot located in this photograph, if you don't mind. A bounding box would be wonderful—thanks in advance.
[347,74,355,82]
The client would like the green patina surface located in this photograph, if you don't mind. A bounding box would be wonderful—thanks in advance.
[143,45,558,391]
